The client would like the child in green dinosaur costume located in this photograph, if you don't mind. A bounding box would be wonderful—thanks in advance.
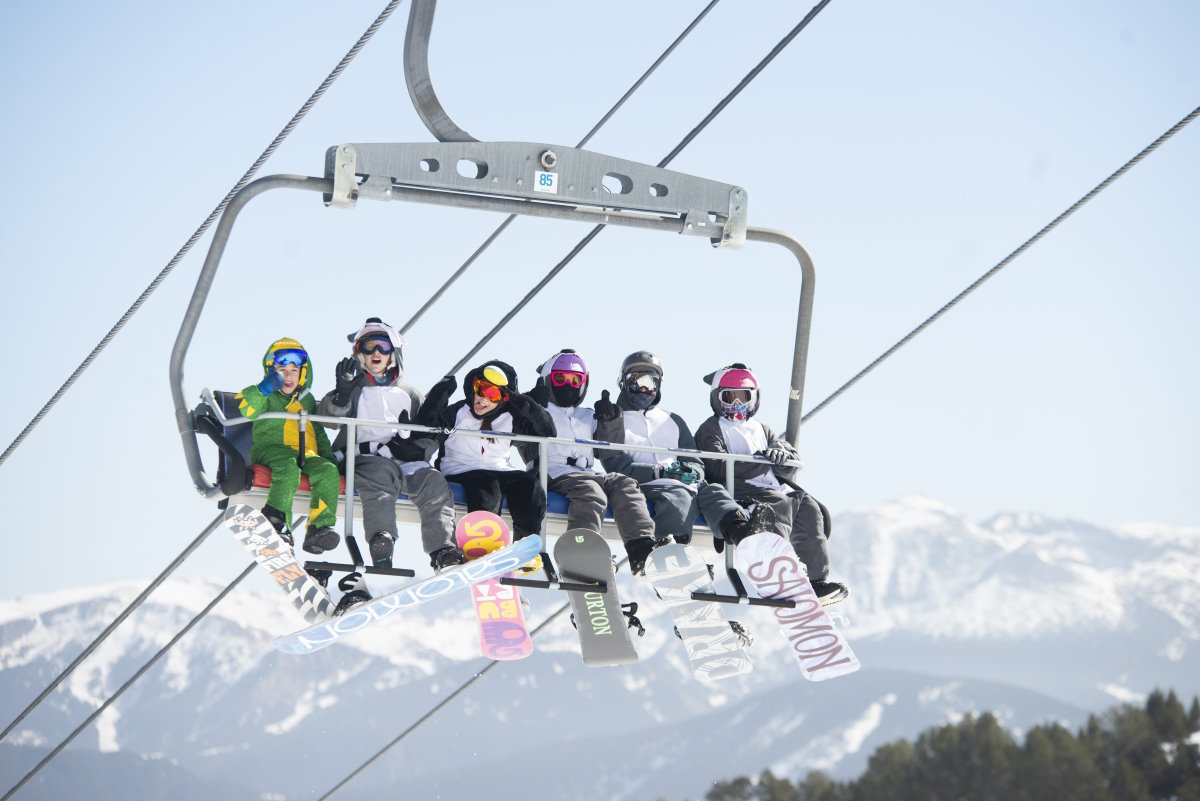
[237,337,341,555]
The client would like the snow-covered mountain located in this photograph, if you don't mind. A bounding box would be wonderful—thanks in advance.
[1,495,1196,801]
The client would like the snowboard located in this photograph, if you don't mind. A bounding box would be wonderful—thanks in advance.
[455,511,533,661]
[644,543,753,683]
[224,504,335,624]
[733,532,860,681]
[273,535,542,655]
[553,529,638,667]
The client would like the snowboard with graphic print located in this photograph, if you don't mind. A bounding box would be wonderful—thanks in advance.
[273,535,541,654]
[733,531,859,681]
[644,543,753,682]
[224,504,335,624]
[455,511,533,660]
[554,529,638,666]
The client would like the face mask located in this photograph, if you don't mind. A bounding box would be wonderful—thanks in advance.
[551,383,583,408]
[628,392,655,410]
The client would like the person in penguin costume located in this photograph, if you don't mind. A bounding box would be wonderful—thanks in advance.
[592,351,706,545]
[318,317,465,573]
[417,359,555,543]
[528,349,660,575]
[693,363,847,603]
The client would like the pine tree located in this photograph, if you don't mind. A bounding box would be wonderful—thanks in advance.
[1188,696,1200,732]
[1017,723,1109,801]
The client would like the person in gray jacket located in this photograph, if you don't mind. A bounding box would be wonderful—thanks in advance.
[318,317,464,572]
[693,363,847,603]
[530,348,660,575]
[593,351,705,545]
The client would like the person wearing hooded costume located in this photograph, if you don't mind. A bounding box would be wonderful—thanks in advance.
[693,363,847,602]
[237,337,340,555]
[528,349,660,575]
[318,318,464,572]
[417,359,555,541]
[592,351,706,545]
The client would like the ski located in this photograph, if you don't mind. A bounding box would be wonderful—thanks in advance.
[272,535,541,655]
[554,529,638,667]
[456,511,533,661]
[224,504,335,624]
[644,543,753,682]
[733,532,859,681]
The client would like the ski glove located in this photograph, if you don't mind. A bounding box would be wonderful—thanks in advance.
[593,390,621,423]
[527,376,550,408]
[429,375,458,402]
[257,368,285,396]
[387,434,434,463]
[661,460,699,484]
[334,357,361,398]
[760,447,792,465]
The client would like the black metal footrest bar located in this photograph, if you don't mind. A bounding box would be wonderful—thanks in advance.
[690,591,795,609]
[303,561,416,578]
[501,577,607,594]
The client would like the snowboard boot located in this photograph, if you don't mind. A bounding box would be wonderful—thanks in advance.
[333,572,371,616]
[513,533,543,576]
[261,504,294,546]
[624,535,661,577]
[302,525,340,555]
[429,545,467,573]
[305,567,332,589]
[368,532,396,568]
[718,503,777,549]
[810,578,850,606]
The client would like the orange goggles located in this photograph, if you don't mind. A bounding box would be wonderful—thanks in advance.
[550,370,585,388]
[473,377,509,402]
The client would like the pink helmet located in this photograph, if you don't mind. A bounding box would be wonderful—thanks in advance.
[705,363,760,420]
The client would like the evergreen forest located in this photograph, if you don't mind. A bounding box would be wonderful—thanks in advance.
[700,689,1200,801]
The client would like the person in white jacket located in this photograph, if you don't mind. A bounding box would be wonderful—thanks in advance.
[531,349,660,575]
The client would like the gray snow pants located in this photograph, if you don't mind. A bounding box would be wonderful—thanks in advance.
[639,480,700,544]
[354,455,456,555]
[548,472,656,546]
[696,482,830,581]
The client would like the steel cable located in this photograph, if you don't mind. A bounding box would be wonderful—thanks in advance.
[801,104,1200,423]
[0,0,406,470]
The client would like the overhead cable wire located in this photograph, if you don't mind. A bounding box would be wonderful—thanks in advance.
[0,514,224,744]
[1,562,257,801]
[449,0,835,374]
[399,0,721,336]
[801,103,1200,424]
[0,0,406,470]
[316,560,623,801]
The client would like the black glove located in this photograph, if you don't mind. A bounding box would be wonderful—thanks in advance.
[593,389,621,423]
[335,357,360,394]
[527,376,550,407]
[429,375,457,401]
[387,434,430,462]
[760,447,791,465]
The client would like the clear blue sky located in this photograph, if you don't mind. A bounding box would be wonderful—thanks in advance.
[0,0,1197,599]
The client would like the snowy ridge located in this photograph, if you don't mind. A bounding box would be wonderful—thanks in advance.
[1,496,1197,801]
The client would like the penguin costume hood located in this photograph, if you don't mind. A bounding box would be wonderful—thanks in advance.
[461,359,520,420]
[348,317,406,379]
[702,362,760,420]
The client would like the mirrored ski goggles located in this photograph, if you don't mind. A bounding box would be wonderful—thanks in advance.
[550,370,586,388]
[272,349,308,367]
[719,389,752,404]
[355,336,393,355]
[623,373,659,393]
[472,378,509,402]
